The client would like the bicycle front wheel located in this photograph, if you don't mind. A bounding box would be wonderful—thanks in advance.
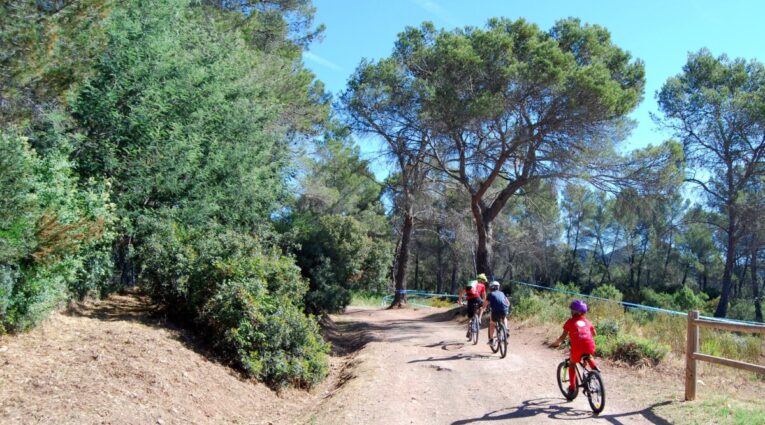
[556,361,577,401]
[586,370,606,414]
[498,324,508,359]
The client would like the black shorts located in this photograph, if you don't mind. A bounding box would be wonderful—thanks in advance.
[491,311,508,322]
[466,298,483,318]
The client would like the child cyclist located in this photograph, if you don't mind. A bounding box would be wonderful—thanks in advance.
[486,281,510,345]
[458,274,488,339]
[550,299,599,395]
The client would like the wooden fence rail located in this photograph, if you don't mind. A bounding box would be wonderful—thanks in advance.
[685,310,765,401]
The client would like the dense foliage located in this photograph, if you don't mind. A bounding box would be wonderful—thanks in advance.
[1,0,332,389]
[0,129,115,333]
[285,131,393,313]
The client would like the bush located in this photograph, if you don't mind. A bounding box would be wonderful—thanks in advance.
[512,291,569,325]
[673,286,708,311]
[203,280,328,388]
[350,291,385,307]
[638,286,708,312]
[701,329,762,364]
[595,318,620,338]
[639,287,676,310]
[597,334,668,366]
[591,284,623,302]
[293,213,393,314]
[0,132,115,333]
[136,223,329,388]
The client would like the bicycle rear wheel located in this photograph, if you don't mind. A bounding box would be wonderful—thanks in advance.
[556,361,577,401]
[471,317,479,345]
[585,370,605,414]
[498,324,508,359]
[489,332,499,353]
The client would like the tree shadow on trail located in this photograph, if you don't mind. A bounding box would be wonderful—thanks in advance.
[320,318,382,356]
[408,352,495,363]
[451,398,673,424]
[66,288,163,325]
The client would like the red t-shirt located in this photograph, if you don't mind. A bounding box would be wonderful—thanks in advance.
[466,282,486,300]
[563,315,596,353]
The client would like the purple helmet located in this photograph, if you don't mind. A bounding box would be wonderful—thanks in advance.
[570,299,588,314]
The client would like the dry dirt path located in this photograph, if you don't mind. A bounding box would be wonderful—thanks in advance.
[307,306,679,425]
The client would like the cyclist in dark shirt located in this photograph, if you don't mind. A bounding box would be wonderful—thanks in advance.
[486,281,510,344]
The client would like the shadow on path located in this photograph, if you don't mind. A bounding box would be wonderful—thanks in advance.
[408,353,495,363]
[451,398,673,424]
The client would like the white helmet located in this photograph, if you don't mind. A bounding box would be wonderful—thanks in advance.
[489,281,500,289]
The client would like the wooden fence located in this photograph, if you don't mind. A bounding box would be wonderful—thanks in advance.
[685,310,765,401]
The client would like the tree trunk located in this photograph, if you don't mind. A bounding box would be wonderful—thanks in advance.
[636,235,649,289]
[471,202,494,278]
[735,255,749,300]
[414,252,420,291]
[681,262,689,287]
[390,209,414,308]
[628,249,636,289]
[702,261,708,292]
[436,228,443,293]
[662,230,673,283]
[752,248,762,322]
[450,261,457,294]
[566,219,582,283]
[715,210,737,318]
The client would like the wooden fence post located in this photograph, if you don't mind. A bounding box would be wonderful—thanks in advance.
[685,310,700,401]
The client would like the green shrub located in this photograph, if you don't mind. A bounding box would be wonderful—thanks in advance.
[591,284,623,302]
[137,223,329,388]
[0,132,114,333]
[430,297,455,308]
[512,291,568,325]
[597,334,668,366]
[292,214,393,314]
[639,287,676,309]
[595,318,621,338]
[350,291,385,307]
[203,280,328,388]
[701,329,762,363]
[673,286,708,311]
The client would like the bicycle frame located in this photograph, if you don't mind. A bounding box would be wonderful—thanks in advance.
[566,356,592,388]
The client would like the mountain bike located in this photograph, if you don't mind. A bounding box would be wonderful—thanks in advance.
[466,314,479,345]
[488,315,508,358]
[556,354,605,415]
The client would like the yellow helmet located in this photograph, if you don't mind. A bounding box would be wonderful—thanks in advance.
[476,273,487,282]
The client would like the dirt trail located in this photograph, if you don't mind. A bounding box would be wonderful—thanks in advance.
[309,306,679,425]
[3,294,758,425]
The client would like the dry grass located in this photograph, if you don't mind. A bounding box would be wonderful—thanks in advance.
[0,290,342,425]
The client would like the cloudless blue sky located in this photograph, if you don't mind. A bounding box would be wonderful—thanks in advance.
[303,0,765,173]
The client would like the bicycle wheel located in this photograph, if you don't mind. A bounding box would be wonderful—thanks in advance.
[489,330,499,353]
[498,324,508,359]
[585,370,605,414]
[556,361,578,401]
[471,318,479,345]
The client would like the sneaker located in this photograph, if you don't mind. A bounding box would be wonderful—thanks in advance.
[486,338,495,345]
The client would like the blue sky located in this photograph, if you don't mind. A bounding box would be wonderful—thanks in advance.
[303,0,765,174]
